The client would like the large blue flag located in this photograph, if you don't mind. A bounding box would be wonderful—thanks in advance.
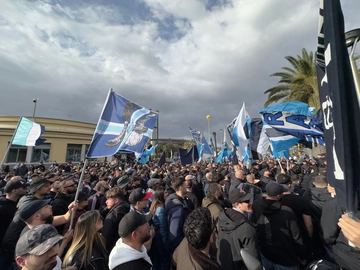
[259,102,325,146]
[87,89,158,158]
[12,117,45,146]
[188,127,212,158]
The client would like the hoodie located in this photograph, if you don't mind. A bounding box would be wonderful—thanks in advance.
[0,197,17,245]
[251,198,305,267]
[217,208,258,270]
[108,238,152,270]
[165,193,191,253]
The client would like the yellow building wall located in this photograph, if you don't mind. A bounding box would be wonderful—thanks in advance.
[0,116,96,163]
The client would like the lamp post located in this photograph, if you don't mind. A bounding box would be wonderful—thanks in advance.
[345,28,360,105]
[220,128,223,144]
[206,115,211,143]
[32,98,38,120]
[156,110,159,145]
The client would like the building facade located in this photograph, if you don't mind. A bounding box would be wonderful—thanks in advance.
[0,116,96,164]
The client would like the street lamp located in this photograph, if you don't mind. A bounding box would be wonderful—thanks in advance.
[32,98,38,120]
[345,28,360,105]
[206,115,211,143]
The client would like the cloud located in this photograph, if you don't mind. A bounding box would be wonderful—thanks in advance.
[1,0,360,141]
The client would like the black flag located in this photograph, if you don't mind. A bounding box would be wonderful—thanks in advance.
[316,0,360,211]
[158,151,166,168]
[179,146,198,166]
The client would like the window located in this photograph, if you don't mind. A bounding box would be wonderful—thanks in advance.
[7,147,27,163]
[66,144,82,162]
[32,143,51,162]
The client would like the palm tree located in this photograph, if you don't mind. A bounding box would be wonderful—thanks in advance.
[264,48,320,110]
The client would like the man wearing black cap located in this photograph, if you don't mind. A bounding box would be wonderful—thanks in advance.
[251,181,306,269]
[1,177,52,270]
[0,177,28,242]
[15,224,64,270]
[129,188,153,213]
[0,177,28,269]
[217,188,258,270]
[109,211,153,270]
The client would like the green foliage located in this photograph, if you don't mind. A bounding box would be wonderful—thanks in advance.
[264,48,320,110]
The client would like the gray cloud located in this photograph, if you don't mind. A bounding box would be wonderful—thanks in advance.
[1,0,360,142]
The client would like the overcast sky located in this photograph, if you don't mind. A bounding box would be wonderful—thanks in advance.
[1,0,360,141]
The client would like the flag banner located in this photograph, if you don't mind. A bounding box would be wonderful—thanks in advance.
[316,0,360,211]
[259,103,325,146]
[158,151,166,167]
[179,146,199,166]
[215,142,232,163]
[137,144,157,164]
[232,102,250,161]
[228,150,239,165]
[188,127,212,158]
[263,123,299,159]
[12,117,45,146]
[86,90,158,158]
[249,118,270,157]
[171,149,175,163]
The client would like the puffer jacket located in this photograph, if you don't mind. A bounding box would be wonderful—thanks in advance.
[165,193,191,253]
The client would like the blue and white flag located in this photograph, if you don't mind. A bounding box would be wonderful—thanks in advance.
[171,149,175,163]
[232,102,250,161]
[259,102,325,145]
[138,144,157,164]
[12,117,45,146]
[86,89,158,158]
[188,127,212,158]
[263,123,299,158]
[215,142,232,163]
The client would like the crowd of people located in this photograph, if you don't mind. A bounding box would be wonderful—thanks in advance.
[0,153,359,270]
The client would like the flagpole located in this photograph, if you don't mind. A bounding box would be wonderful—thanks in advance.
[69,158,88,230]
[1,117,23,167]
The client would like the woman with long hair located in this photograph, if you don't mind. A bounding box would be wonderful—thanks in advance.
[149,186,171,270]
[63,210,108,270]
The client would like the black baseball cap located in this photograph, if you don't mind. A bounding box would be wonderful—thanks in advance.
[129,188,153,204]
[4,178,28,193]
[229,188,253,204]
[266,181,287,196]
[118,211,152,238]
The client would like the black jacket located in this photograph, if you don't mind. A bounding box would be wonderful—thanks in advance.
[102,201,130,252]
[64,241,109,270]
[0,197,17,246]
[52,192,73,216]
[217,208,258,270]
[113,258,152,270]
[1,195,38,255]
[321,198,360,269]
[251,198,305,266]
[304,187,331,225]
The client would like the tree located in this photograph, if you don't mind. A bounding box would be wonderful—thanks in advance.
[264,48,320,110]
[183,140,196,149]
